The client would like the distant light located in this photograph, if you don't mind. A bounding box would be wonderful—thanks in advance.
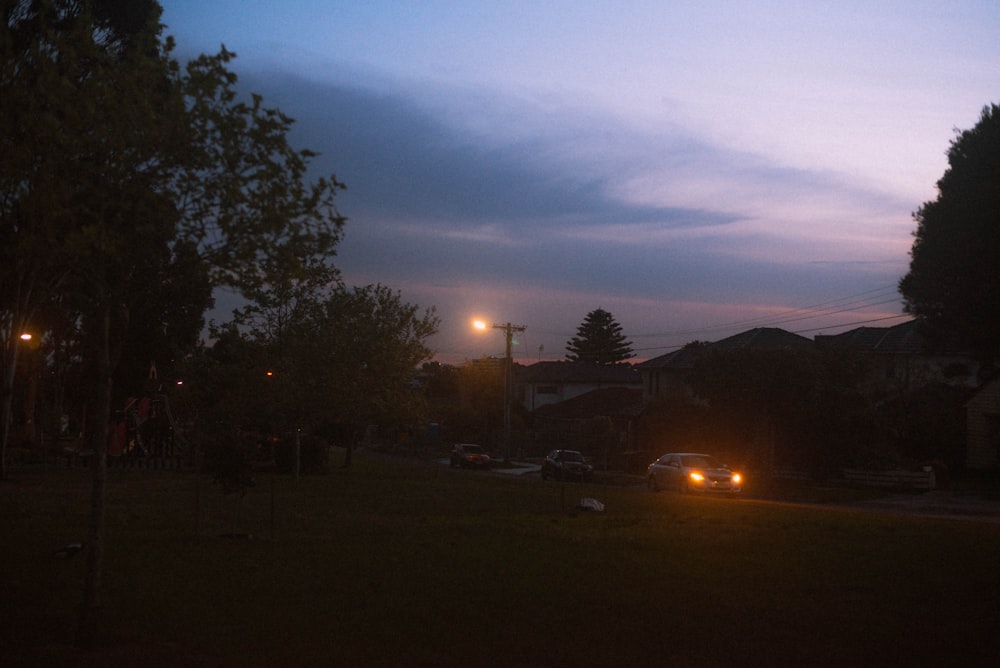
[20,333,31,341]
[473,320,487,331]
[266,370,274,377]
[176,380,184,386]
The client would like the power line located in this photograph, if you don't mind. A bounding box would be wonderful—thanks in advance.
[627,285,908,354]
[525,285,909,359]
[631,313,912,354]
[792,313,911,334]
[633,285,901,339]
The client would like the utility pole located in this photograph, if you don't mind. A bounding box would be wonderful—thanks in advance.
[492,322,525,462]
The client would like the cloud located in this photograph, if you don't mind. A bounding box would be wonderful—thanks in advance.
[227,66,912,359]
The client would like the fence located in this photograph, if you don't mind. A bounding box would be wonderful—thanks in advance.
[841,468,936,490]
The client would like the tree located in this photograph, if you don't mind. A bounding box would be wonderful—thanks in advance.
[565,308,634,364]
[297,284,439,465]
[2,0,345,645]
[899,103,1000,364]
[688,346,875,475]
[454,357,505,445]
[192,272,440,471]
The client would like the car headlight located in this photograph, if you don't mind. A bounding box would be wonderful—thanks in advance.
[732,473,742,484]
[689,472,704,482]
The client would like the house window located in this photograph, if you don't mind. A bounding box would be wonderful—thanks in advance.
[537,385,557,395]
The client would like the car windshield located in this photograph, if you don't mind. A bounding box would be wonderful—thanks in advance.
[682,455,721,469]
[561,451,584,462]
[462,445,485,454]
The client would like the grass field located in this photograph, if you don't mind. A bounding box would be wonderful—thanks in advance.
[2,454,999,667]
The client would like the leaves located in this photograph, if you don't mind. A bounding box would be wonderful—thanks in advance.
[900,103,1000,362]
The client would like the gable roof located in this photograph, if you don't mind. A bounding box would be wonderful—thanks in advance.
[532,387,644,420]
[815,319,970,355]
[966,372,1000,407]
[710,327,814,350]
[635,345,701,370]
[637,327,812,369]
[516,361,640,385]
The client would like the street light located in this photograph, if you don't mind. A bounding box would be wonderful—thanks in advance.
[1,330,34,480]
[474,319,526,462]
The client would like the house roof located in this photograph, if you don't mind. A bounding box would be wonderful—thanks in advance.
[532,387,644,420]
[815,319,971,355]
[815,326,891,350]
[516,361,640,385]
[965,372,1000,407]
[710,327,814,351]
[637,327,812,369]
[635,345,701,370]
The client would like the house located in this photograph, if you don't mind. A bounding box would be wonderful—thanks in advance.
[966,375,1000,470]
[532,386,644,425]
[636,327,813,403]
[515,361,640,412]
[531,386,644,468]
[815,319,982,393]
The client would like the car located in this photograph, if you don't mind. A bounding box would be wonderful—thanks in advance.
[647,452,742,493]
[541,449,594,482]
[450,443,491,469]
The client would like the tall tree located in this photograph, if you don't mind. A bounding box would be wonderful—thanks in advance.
[288,283,439,466]
[1,0,346,645]
[688,346,875,474]
[565,308,634,364]
[194,276,439,471]
[899,103,1000,364]
[0,0,184,646]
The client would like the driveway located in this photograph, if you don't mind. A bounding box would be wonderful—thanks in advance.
[837,490,1000,523]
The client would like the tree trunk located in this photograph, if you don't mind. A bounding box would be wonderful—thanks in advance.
[342,438,353,468]
[1,315,29,481]
[0,339,18,481]
[293,426,301,479]
[77,304,115,647]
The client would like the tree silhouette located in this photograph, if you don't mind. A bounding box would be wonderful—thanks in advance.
[2,1,346,646]
[565,309,634,365]
[899,103,1000,363]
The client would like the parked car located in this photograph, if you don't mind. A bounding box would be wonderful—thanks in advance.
[450,443,491,469]
[541,449,594,482]
[647,453,742,493]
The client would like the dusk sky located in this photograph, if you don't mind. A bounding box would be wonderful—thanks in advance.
[159,1,1000,363]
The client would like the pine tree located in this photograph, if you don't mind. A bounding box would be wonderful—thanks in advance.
[565,309,634,364]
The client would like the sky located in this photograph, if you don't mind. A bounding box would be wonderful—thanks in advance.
[159,1,1000,364]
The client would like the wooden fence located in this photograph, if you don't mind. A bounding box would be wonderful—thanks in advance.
[841,468,936,490]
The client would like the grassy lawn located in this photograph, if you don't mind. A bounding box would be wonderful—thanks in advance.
[2,455,999,667]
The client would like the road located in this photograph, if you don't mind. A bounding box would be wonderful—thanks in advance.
[438,454,1000,523]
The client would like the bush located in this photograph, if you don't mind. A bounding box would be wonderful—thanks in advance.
[273,433,330,475]
[202,438,256,495]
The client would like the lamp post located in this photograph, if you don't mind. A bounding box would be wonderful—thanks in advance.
[474,320,526,462]
[1,330,33,480]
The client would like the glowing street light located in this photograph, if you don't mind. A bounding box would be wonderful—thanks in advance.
[474,319,526,462]
[2,330,35,480]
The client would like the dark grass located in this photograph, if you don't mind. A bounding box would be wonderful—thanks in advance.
[2,456,999,667]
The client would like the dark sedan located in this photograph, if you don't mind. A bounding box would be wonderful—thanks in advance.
[450,443,491,470]
[541,449,594,482]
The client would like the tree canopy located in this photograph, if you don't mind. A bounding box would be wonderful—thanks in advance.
[1,0,346,475]
[1,0,349,644]
[565,308,634,364]
[899,103,1000,363]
